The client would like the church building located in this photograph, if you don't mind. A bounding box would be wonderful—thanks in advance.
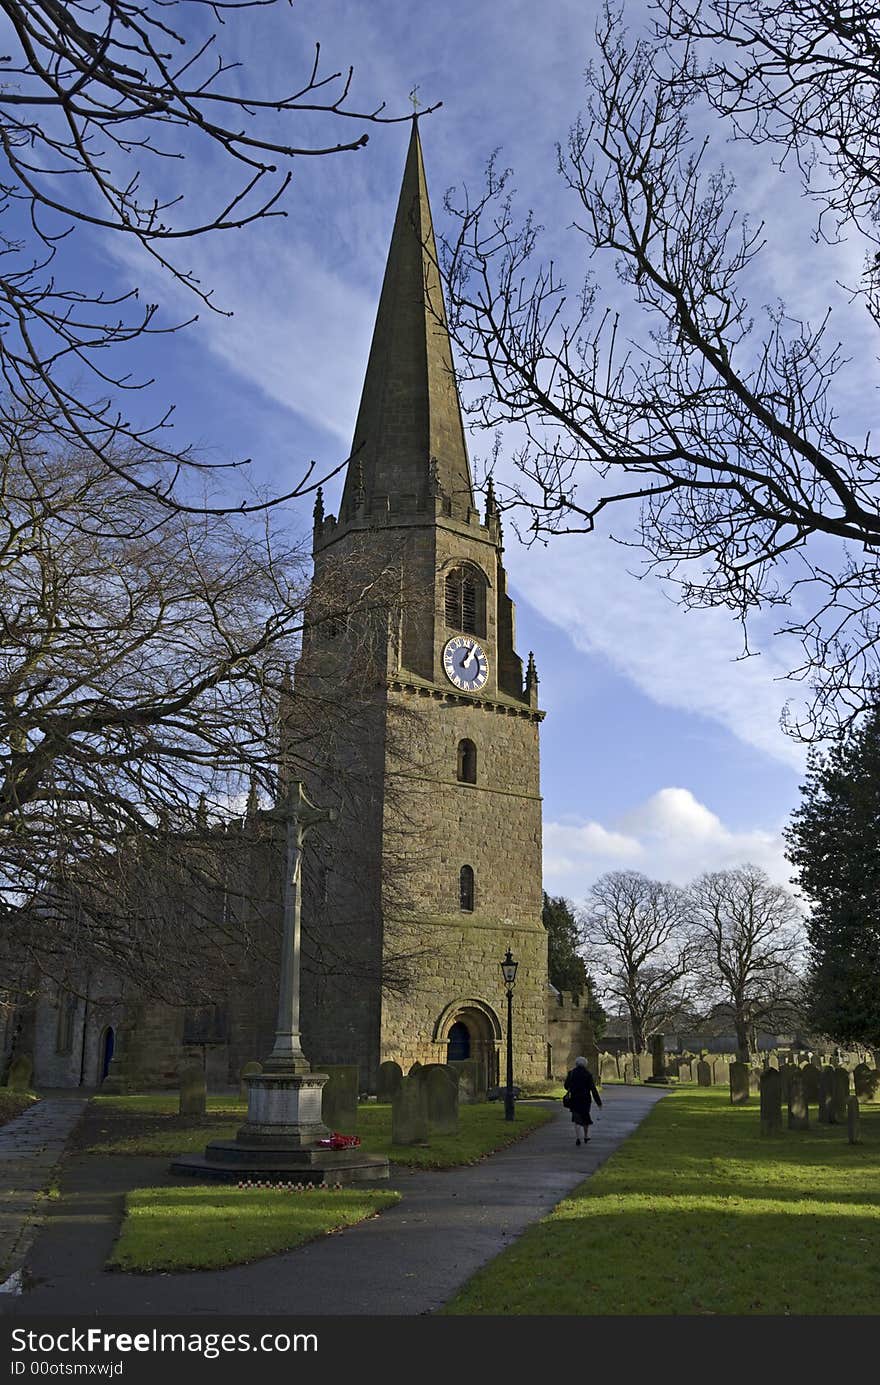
[292,118,549,1091]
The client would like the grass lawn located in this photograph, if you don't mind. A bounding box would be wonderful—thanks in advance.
[85,1094,554,1166]
[108,1184,401,1272]
[443,1086,880,1316]
[0,1089,38,1128]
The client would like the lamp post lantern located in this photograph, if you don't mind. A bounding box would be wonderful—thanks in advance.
[500,947,518,1122]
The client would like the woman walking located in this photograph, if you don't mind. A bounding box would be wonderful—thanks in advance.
[564,1055,602,1145]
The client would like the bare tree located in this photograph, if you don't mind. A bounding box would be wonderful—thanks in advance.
[0,429,429,1007]
[580,869,696,1049]
[0,1,432,509]
[687,864,804,1059]
[443,1,880,738]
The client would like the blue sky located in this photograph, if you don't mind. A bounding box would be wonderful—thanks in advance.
[65,0,879,901]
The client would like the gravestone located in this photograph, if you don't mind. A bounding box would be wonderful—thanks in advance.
[447,1058,483,1104]
[729,1061,750,1105]
[6,1055,32,1092]
[810,1054,823,1070]
[818,1066,835,1124]
[635,1051,653,1080]
[759,1068,783,1135]
[649,1034,667,1082]
[377,1060,403,1104]
[696,1059,712,1088]
[780,1063,794,1103]
[408,1061,422,1077]
[748,1068,761,1096]
[178,1062,206,1117]
[391,1072,429,1146]
[423,1064,459,1135]
[678,1061,692,1083]
[853,1063,880,1103]
[712,1058,729,1086]
[848,1096,861,1145]
[787,1070,809,1130]
[832,1067,850,1124]
[600,1054,618,1085]
[801,1063,820,1104]
[622,1057,635,1084]
[767,1052,780,1070]
[321,1065,359,1133]
[238,1061,261,1100]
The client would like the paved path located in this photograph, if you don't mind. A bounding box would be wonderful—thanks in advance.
[0,1096,88,1292]
[1,1086,667,1316]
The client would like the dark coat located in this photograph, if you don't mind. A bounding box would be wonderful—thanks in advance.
[564,1065,602,1123]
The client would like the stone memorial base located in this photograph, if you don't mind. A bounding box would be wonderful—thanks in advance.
[644,1075,671,1085]
[170,1071,390,1186]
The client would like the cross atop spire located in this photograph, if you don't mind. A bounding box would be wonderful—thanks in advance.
[339,119,474,523]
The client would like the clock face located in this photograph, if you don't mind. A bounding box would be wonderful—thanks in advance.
[443,636,489,691]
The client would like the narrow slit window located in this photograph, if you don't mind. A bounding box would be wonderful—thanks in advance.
[457,739,477,784]
[460,864,475,912]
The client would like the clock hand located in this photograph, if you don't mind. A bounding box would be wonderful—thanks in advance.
[462,642,476,670]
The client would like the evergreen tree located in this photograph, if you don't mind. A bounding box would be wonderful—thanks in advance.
[785,707,880,1045]
[542,892,606,1039]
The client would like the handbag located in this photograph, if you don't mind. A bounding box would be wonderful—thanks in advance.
[562,1092,572,1108]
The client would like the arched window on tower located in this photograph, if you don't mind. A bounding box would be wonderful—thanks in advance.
[457,738,477,784]
[444,566,486,636]
[459,864,475,913]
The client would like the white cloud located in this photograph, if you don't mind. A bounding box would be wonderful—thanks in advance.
[544,785,792,898]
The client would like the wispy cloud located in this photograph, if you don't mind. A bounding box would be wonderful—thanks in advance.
[544,785,792,899]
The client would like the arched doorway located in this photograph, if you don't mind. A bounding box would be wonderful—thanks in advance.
[434,999,502,1092]
[99,1027,115,1083]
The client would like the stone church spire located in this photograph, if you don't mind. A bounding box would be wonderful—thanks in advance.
[340,118,475,521]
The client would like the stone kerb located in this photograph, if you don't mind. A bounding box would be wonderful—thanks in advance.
[376,1060,403,1104]
[759,1068,783,1135]
[729,1061,749,1105]
[239,1061,262,1100]
[179,1062,206,1117]
[832,1067,850,1124]
[818,1067,835,1124]
[391,1071,429,1146]
[6,1055,32,1091]
[787,1070,809,1130]
[320,1065,359,1133]
[696,1060,712,1087]
[422,1064,459,1135]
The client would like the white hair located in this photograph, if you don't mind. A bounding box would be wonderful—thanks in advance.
[575,1056,588,1068]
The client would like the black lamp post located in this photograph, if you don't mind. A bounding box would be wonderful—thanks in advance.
[500,947,518,1121]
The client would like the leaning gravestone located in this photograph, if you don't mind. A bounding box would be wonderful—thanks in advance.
[178,1062,206,1117]
[818,1066,835,1124]
[853,1063,880,1103]
[729,1061,750,1105]
[832,1067,850,1124]
[600,1054,618,1085]
[760,1068,783,1135]
[848,1096,861,1145]
[239,1060,262,1100]
[391,1071,429,1145]
[6,1055,32,1091]
[321,1065,358,1133]
[801,1063,820,1104]
[696,1059,712,1088]
[377,1060,403,1104]
[422,1064,459,1136]
[788,1070,809,1130]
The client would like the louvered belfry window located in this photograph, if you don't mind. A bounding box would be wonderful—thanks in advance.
[445,567,484,636]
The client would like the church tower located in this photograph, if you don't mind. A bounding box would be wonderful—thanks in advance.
[293,120,547,1092]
